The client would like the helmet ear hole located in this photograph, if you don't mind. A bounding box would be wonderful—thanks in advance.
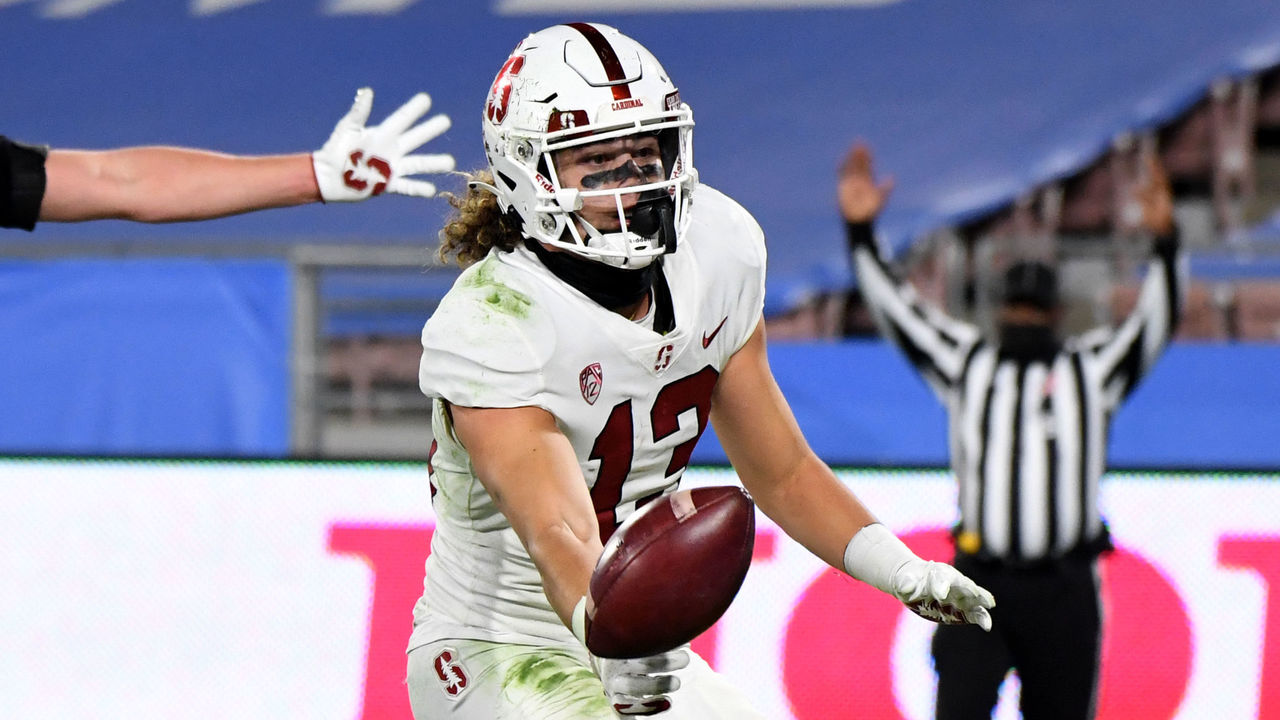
[495,171,519,192]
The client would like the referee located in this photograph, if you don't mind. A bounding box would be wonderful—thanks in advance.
[838,143,1185,720]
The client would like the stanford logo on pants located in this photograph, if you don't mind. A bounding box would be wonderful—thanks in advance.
[433,648,470,699]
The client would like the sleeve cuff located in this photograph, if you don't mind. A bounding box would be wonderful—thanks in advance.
[1153,226,1180,260]
[844,221,876,252]
[1,137,49,231]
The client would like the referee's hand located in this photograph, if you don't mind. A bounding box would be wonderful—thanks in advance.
[837,142,894,224]
[1136,152,1174,237]
[890,559,996,631]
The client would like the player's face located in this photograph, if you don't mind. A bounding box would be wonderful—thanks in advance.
[553,135,664,232]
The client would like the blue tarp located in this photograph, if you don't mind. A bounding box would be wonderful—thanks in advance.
[692,341,1280,470]
[0,258,1276,466]
[0,259,292,456]
[4,1,1280,314]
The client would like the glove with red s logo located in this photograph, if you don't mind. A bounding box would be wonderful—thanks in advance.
[312,87,454,202]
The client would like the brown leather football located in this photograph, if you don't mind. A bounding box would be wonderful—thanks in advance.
[586,485,755,659]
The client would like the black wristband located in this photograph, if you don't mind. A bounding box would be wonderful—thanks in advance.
[844,220,876,252]
[0,136,50,231]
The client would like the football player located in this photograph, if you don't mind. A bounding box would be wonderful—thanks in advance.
[1,88,453,230]
[409,22,996,719]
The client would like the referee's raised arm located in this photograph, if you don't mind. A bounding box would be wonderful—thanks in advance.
[839,143,981,399]
[1085,154,1188,405]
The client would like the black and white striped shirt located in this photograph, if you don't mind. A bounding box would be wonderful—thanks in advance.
[851,227,1185,564]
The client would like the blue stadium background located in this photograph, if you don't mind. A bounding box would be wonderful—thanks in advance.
[3,0,1280,468]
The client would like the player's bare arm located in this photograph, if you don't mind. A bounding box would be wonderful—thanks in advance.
[712,318,995,629]
[42,149,318,223]
[710,317,879,569]
[32,87,453,225]
[448,402,603,628]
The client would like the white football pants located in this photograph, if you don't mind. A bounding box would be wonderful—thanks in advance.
[407,638,766,719]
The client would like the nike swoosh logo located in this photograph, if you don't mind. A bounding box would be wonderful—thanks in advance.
[702,316,729,349]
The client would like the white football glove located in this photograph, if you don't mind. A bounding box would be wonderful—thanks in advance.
[591,651,690,716]
[312,87,455,202]
[571,596,689,716]
[843,523,996,631]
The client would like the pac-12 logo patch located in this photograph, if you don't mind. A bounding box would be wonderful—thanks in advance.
[433,648,470,699]
[580,363,603,405]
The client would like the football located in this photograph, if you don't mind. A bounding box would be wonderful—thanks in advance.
[585,485,756,659]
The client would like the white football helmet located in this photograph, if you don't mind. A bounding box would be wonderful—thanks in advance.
[481,23,697,268]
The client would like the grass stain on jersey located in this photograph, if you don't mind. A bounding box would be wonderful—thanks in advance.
[462,258,532,319]
[503,652,611,714]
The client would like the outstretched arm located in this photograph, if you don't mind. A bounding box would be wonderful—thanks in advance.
[712,318,995,629]
[1090,153,1186,404]
[3,87,454,229]
[712,318,878,569]
[839,142,980,398]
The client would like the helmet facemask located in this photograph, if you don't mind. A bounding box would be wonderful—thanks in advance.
[519,118,693,269]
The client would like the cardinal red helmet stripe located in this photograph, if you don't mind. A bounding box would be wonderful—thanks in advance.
[565,22,632,101]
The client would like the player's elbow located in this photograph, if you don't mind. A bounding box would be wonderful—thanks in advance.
[524,515,602,564]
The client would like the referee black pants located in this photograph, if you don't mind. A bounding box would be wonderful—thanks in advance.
[931,553,1102,720]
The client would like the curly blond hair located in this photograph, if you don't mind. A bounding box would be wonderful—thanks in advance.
[436,170,525,267]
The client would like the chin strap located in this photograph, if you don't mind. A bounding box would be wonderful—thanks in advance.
[651,261,674,334]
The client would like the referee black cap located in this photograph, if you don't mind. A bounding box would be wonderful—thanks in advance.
[1002,261,1058,311]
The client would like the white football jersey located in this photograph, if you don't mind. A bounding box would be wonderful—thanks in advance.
[408,185,767,651]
